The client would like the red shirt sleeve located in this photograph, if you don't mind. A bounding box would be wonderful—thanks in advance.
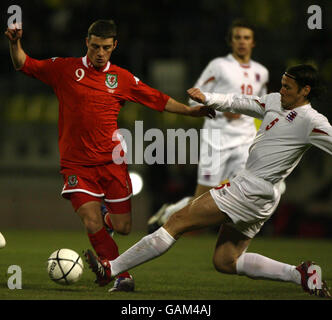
[21,55,62,87]
[123,71,169,112]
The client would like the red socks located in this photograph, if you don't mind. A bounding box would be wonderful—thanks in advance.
[88,227,117,260]
[88,227,130,278]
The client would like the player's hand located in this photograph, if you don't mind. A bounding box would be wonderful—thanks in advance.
[189,105,216,119]
[4,27,23,43]
[187,88,206,104]
[223,111,241,121]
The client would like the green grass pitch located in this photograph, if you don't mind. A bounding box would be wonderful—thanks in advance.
[0,229,331,300]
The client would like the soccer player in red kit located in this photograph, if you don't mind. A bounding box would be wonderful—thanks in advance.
[5,20,215,292]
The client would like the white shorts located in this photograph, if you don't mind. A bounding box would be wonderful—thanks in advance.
[197,142,251,187]
[210,170,281,238]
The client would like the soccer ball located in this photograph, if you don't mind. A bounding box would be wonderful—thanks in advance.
[47,248,84,285]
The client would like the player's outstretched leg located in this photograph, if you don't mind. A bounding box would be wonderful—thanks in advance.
[236,253,331,298]
[85,192,231,291]
[214,225,331,298]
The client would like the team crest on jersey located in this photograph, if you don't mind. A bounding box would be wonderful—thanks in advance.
[286,110,297,122]
[105,73,118,89]
[68,175,78,187]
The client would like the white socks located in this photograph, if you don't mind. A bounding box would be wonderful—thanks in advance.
[236,252,301,284]
[110,227,176,277]
[109,226,302,286]
[160,197,192,224]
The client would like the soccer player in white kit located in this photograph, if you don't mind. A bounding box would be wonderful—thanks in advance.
[85,64,331,298]
[148,19,269,232]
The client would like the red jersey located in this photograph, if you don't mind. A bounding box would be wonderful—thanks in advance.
[21,55,169,166]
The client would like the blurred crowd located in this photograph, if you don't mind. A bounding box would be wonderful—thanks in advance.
[1,0,331,110]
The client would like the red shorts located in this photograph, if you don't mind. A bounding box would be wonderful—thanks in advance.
[61,162,132,214]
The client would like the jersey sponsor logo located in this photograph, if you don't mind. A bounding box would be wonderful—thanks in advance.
[105,73,118,89]
[68,175,78,187]
[285,110,297,122]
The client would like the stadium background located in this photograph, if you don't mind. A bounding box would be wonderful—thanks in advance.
[0,0,331,237]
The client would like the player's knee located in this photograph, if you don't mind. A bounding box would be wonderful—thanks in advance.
[113,220,131,235]
[212,255,237,274]
[84,217,103,234]
[77,202,104,233]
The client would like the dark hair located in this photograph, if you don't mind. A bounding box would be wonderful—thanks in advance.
[226,19,255,45]
[285,64,324,102]
[87,19,117,40]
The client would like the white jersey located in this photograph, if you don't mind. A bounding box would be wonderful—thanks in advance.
[190,54,269,150]
[204,92,332,185]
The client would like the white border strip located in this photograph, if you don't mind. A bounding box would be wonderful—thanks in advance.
[82,55,88,68]
[61,189,105,197]
[104,193,133,203]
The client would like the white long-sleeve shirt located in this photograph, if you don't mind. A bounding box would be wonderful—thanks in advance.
[203,92,332,184]
[189,54,268,150]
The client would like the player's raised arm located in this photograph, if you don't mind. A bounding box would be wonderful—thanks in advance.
[187,87,265,120]
[164,97,216,119]
[5,27,26,70]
